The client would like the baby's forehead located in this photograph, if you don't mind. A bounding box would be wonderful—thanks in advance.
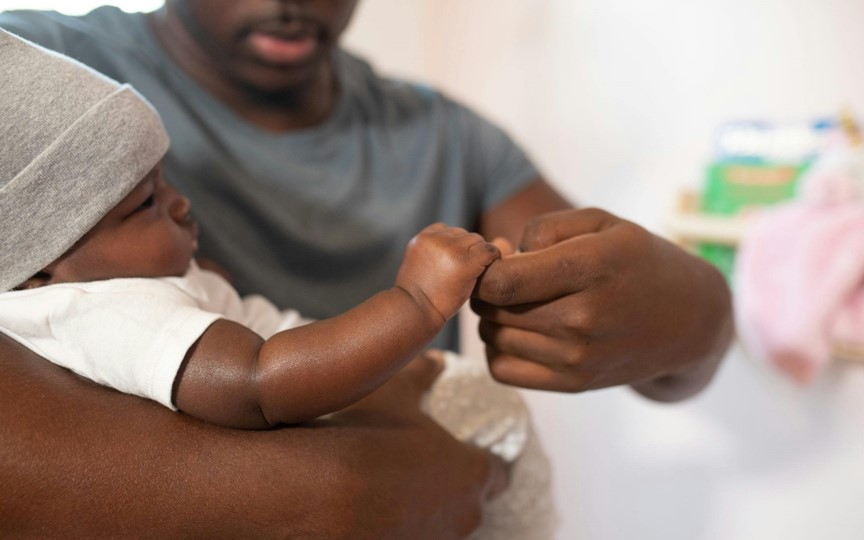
[140,162,163,184]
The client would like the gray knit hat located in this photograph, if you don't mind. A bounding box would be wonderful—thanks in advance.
[0,29,169,291]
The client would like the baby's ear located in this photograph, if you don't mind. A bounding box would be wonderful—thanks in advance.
[15,271,52,290]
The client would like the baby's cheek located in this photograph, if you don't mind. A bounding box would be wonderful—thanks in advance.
[159,249,191,276]
[139,237,188,277]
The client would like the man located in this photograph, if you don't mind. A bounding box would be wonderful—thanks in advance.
[0,0,733,535]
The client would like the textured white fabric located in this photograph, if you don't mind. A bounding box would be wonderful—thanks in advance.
[426,352,558,540]
[0,263,307,408]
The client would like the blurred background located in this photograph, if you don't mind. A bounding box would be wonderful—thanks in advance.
[3,0,864,538]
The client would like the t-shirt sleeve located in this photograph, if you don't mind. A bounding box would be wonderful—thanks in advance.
[0,281,221,410]
[452,100,541,211]
[0,8,143,82]
[0,10,79,52]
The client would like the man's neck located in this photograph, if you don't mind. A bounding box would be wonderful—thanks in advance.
[146,8,338,133]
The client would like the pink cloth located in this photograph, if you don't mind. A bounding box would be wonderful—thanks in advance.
[734,149,864,383]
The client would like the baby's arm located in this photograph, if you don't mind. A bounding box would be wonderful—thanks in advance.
[174,224,500,428]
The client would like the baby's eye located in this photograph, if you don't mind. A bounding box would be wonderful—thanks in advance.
[124,194,155,220]
[138,195,155,210]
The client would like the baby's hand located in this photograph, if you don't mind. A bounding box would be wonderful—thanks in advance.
[396,224,501,322]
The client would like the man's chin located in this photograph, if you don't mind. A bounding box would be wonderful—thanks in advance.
[232,58,329,102]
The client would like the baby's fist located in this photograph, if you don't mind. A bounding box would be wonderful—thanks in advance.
[397,224,500,321]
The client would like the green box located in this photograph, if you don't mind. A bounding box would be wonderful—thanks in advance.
[698,161,810,278]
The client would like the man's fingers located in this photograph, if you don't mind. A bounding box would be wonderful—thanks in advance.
[472,298,555,333]
[491,236,516,256]
[445,446,510,537]
[475,213,635,306]
[519,207,617,252]
[466,237,501,262]
[477,320,579,368]
[474,241,600,306]
[486,349,595,393]
[483,452,510,501]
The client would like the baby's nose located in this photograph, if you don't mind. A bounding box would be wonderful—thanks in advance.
[168,188,192,221]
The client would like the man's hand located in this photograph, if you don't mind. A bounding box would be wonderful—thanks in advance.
[316,351,509,538]
[472,208,733,402]
[397,223,501,322]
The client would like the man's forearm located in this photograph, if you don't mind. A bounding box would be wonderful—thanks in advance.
[0,336,340,535]
[0,335,496,537]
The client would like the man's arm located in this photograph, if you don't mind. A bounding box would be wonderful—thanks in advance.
[476,178,733,401]
[0,335,505,538]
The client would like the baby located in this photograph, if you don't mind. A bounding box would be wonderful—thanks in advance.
[0,30,555,537]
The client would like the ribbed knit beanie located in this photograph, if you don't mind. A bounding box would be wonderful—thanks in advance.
[0,29,169,291]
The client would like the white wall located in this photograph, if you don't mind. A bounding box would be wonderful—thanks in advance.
[346,1,864,539]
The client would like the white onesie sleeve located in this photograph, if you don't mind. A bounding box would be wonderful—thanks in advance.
[0,278,221,409]
[167,263,313,339]
[0,263,313,409]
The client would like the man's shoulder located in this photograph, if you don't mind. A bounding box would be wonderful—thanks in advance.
[337,49,468,122]
[0,6,145,57]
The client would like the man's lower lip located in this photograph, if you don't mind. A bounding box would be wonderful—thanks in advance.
[248,32,318,65]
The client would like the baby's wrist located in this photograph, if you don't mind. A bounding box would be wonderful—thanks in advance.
[392,284,448,328]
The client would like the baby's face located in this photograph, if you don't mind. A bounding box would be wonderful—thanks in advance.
[45,163,198,284]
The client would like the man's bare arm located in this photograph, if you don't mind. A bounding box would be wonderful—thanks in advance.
[0,336,505,538]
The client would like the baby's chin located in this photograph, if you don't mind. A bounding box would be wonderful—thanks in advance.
[163,253,196,278]
[180,255,197,276]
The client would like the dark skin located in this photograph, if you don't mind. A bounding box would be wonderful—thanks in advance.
[475,205,733,401]
[2,0,733,534]
[0,337,506,538]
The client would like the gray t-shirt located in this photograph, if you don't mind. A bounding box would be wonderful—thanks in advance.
[0,7,539,349]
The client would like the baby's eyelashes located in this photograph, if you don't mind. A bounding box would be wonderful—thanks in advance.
[139,195,155,210]
[123,194,156,219]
